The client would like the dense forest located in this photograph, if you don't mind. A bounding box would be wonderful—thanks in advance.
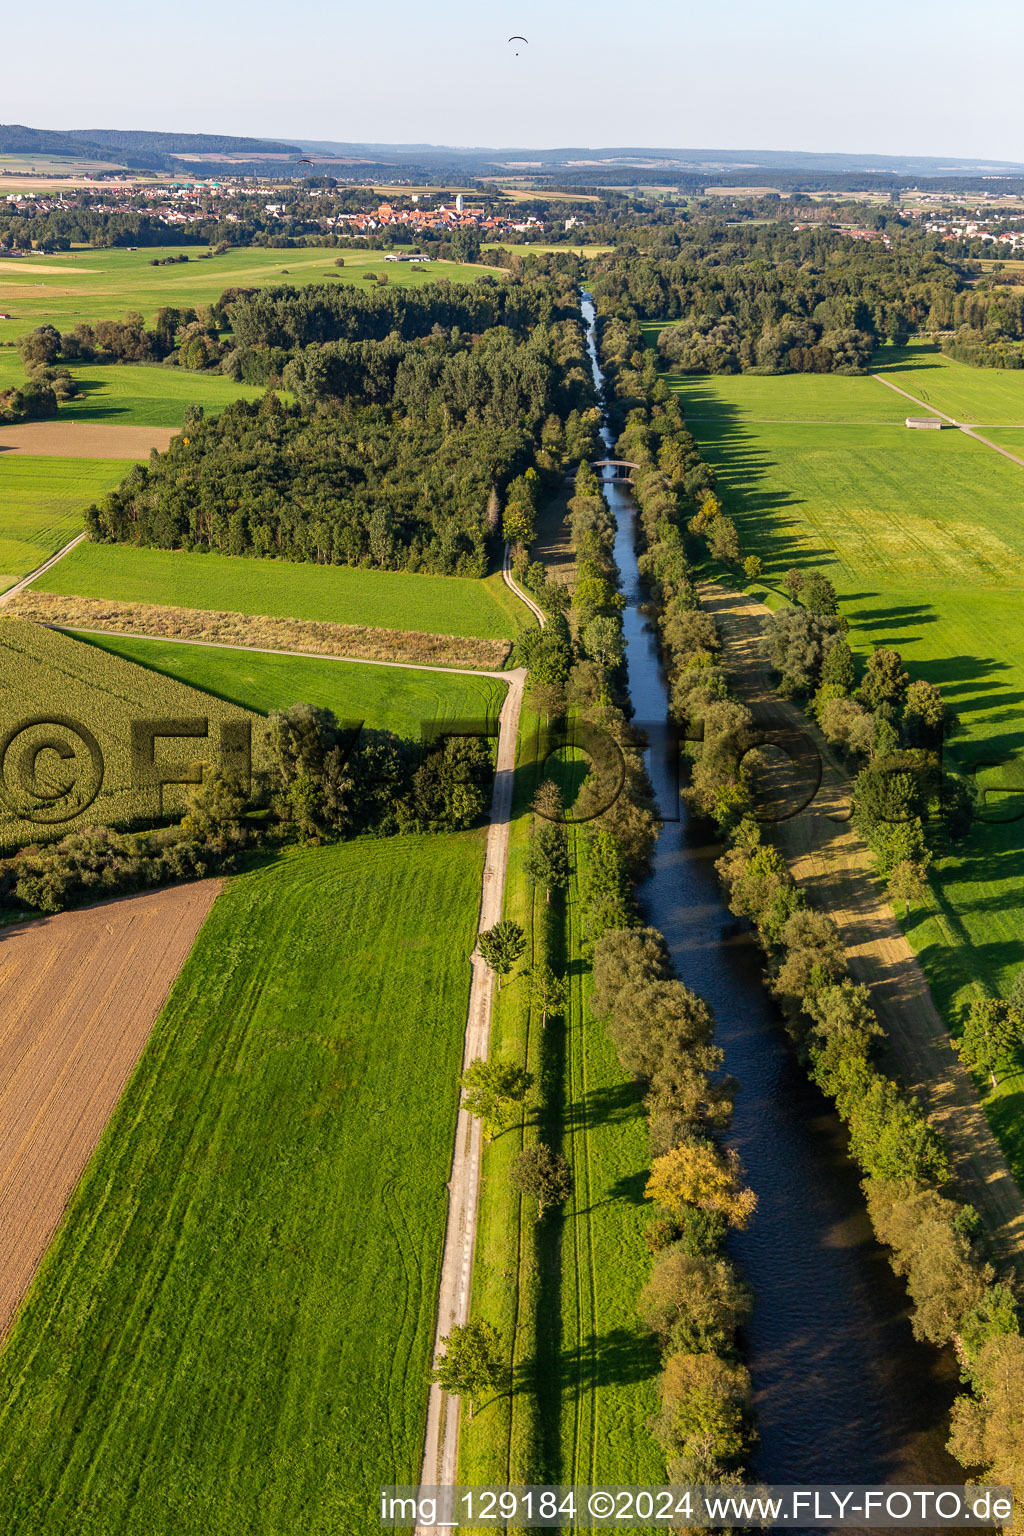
[587,224,963,373]
[87,284,600,573]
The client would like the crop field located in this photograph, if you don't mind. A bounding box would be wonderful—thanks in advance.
[0,619,266,848]
[82,632,507,740]
[0,456,130,592]
[0,880,221,1336]
[0,244,504,339]
[0,833,485,1535]
[668,364,1024,1174]
[0,154,128,176]
[33,542,526,639]
[0,347,264,426]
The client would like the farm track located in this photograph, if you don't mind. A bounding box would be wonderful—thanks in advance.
[416,665,527,1507]
[701,581,1024,1275]
[873,374,1024,470]
[0,880,222,1338]
[417,550,540,1523]
[0,533,85,603]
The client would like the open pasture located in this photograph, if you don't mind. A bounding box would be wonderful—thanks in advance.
[0,244,504,339]
[0,456,130,591]
[81,632,507,740]
[663,363,907,424]
[33,542,526,639]
[688,415,1024,587]
[461,710,663,1491]
[0,833,484,1534]
[873,341,1024,424]
[0,346,265,426]
[670,364,1024,1171]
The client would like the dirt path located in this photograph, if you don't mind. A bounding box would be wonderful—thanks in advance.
[416,668,528,1499]
[417,551,542,1516]
[701,582,1024,1274]
[0,422,175,459]
[0,880,222,1338]
[0,533,85,603]
[873,373,1024,470]
[503,541,547,623]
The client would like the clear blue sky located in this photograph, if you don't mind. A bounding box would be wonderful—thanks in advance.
[7,0,1024,161]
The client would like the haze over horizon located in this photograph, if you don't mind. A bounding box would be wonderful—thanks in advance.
[6,0,1024,164]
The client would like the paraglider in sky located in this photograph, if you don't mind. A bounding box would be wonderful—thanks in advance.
[296,157,315,166]
[508,34,528,54]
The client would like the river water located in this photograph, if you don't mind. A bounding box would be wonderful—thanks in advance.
[580,296,962,1496]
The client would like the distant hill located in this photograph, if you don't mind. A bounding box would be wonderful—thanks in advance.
[65,129,301,157]
[0,124,109,159]
[0,124,301,171]
[291,141,1024,179]
[6,125,1024,189]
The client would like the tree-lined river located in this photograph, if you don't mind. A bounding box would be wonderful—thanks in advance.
[581,294,962,1504]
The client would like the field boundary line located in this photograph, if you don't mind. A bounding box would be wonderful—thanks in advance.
[32,624,511,681]
[872,373,1024,469]
[417,551,545,1522]
[0,533,85,604]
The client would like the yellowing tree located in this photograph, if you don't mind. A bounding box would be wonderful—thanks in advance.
[646,1141,757,1230]
[503,503,535,548]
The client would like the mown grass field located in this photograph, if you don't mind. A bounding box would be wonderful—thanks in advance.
[82,632,507,740]
[0,833,484,1536]
[33,542,525,639]
[668,362,1024,1177]
[874,341,1024,424]
[0,456,130,591]
[0,244,504,339]
[0,347,264,426]
[461,712,662,1505]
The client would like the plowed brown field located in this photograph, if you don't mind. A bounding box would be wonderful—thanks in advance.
[0,422,175,458]
[0,879,221,1336]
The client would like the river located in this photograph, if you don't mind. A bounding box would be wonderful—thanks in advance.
[580,294,962,1500]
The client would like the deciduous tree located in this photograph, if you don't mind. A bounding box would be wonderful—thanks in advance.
[477,920,527,990]
[460,1057,533,1140]
[431,1322,508,1417]
[510,1144,573,1217]
[646,1141,756,1230]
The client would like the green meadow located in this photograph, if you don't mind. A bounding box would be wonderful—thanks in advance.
[0,456,130,592]
[0,243,503,340]
[0,346,264,425]
[0,834,484,1536]
[81,632,507,740]
[668,361,1024,1176]
[461,711,662,1498]
[874,341,1024,424]
[33,542,526,639]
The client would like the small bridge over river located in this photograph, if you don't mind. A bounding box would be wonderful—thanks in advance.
[565,459,641,484]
